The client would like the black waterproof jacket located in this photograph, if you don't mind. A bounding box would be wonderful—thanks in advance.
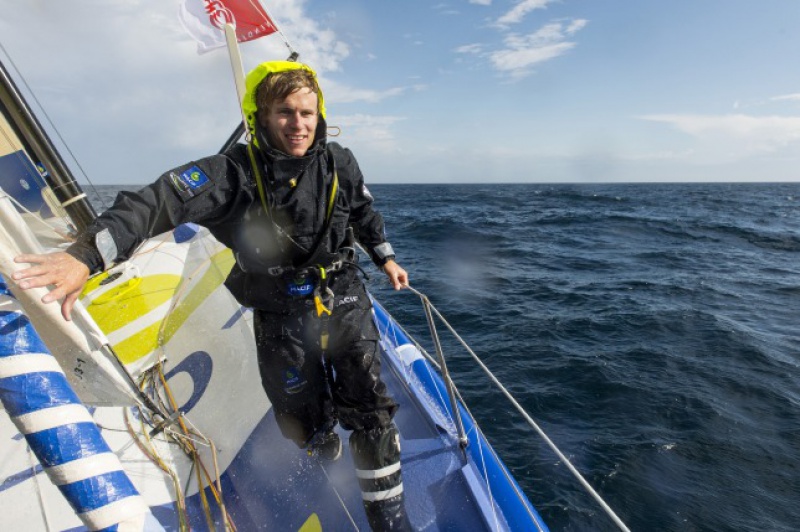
[67,140,394,312]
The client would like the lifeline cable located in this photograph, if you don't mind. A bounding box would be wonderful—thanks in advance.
[400,283,632,532]
[375,295,540,530]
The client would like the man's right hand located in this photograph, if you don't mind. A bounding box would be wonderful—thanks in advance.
[12,252,91,321]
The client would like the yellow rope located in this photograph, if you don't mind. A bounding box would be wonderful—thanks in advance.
[156,367,228,530]
[119,365,236,531]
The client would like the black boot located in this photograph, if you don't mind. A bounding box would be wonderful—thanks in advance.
[361,495,411,532]
[307,428,343,461]
[350,425,412,531]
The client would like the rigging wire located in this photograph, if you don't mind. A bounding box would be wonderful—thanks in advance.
[316,462,361,531]
[395,283,632,532]
[246,0,298,59]
[0,191,74,240]
[0,41,108,211]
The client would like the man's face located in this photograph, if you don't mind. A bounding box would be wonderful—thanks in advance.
[262,88,319,156]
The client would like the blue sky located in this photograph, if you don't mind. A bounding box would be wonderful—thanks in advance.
[1,1,799,184]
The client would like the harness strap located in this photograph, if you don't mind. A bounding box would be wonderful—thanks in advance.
[313,266,334,354]
[247,143,339,272]
[314,266,333,318]
[247,142,270,218]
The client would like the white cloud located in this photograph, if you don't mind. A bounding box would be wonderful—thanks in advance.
[488,20,588,77]
[431,2,461,14]
[771,93,800,102]
[496,0,554,27]
[248,0,350,73]
[640,113,800,159]
[336,114,404,133]
[470,0,493,5]
[334,114,405,153]
[490,42,575,75]
[323,79,408,104]
[455,43,485,54]
[565,19,589,35]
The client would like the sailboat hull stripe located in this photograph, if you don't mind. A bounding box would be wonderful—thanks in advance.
[0,354,63,378]
[13,404,95,434]
[46,453,124,486]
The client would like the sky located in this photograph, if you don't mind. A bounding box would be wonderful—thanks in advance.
[1,0,800,185]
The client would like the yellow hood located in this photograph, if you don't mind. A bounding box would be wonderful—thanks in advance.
[242,61,326,145]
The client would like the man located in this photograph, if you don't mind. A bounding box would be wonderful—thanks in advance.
[13,61,411,531]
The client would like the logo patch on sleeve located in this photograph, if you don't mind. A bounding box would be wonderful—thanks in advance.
[181,166,209,188]
[170,165,211,200]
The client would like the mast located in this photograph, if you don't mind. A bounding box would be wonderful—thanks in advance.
[0,58,96,232]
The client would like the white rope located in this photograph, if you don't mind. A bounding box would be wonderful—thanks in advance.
[400,284,631,532]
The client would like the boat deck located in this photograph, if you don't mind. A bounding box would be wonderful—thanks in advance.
[156,326,504,531]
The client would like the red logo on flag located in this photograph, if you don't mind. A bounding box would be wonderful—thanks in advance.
[205,2,234,28]
[203,0,277,43]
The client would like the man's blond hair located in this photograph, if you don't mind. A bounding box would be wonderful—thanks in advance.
[256,69,321,121]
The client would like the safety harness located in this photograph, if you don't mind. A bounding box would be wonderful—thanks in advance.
[246,142,356,335]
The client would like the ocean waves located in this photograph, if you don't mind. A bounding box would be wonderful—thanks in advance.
[369,182,800,532]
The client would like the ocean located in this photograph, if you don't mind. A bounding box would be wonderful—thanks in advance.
[88,182,799,532]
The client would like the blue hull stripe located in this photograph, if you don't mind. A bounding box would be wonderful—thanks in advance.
[24,423,113,467]
[0,277,149,529]
[59,471,141,514]
[0,372,82,417]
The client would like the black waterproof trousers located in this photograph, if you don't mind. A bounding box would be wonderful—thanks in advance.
[253,275,411,530]
[253,277,397,441]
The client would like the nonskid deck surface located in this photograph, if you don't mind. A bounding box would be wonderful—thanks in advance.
[145,344,489,531]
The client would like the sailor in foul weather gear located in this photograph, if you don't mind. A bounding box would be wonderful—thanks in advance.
[58,60,411,531]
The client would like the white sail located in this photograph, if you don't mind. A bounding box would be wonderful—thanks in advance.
[0,189,141,406]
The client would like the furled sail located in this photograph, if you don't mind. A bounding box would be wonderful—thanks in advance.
[0,62,144,407]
